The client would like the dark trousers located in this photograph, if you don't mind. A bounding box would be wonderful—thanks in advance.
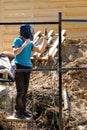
[15,64,31,113]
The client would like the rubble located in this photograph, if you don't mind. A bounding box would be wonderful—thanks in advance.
[0,31,87,129]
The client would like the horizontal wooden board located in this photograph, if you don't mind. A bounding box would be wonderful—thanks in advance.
[65,1,87,8]
[0,0,87,52]
[34,2,64,9]
[2,0,87,2]
[2,2,34,10]
[6,115,32,122]
[65,8,87,16]
[35,1,87,9]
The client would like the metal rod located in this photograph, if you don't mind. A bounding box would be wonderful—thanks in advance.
[61,67,87,71]
[62,19,87,22]
[0,21,59,25]
[15,67,87,72]
[58,12,63,130]
[15,68,57,72]
[0,78,13,82]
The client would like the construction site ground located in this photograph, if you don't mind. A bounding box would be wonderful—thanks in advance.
[0,37,87,130]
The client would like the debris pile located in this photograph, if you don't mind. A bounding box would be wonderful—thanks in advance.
[32,29,67,61]
[0,31,87,129]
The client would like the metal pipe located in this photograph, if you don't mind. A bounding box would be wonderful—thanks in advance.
[62,19,87,22]
[15,67,87,72]
[58,12,63,130]
[0,21,59,25]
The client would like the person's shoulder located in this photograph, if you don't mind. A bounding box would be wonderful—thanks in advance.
[30,41,34,46]
[28,41,34,49]
[30,40,33,44]
[14,37,22,42]
[13,37,23,47]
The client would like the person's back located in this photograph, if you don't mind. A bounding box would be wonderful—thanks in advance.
[13,37,34,67]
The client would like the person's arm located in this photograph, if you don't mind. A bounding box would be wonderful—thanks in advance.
[13,39,30,56]
[32,39,47,55]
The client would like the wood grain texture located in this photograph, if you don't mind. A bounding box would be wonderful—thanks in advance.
[0,0,87,52]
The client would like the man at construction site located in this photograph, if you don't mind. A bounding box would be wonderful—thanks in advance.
[12,24,47,119]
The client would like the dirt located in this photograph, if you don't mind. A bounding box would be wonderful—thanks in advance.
[27,38,87,130]
[1,37,87,130]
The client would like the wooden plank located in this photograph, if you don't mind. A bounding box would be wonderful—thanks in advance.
[63,16,87,20]
[66,27,87,32]
[3,0,87,13]
[34,8,87,17]
[48,30,66,57]
[2,10,34,19]
[33,30,54,60]
[3,37,16,43]
[34,9,62,17]
[3,0,86,3]
[65,1,87,8]
[41,36,53,60]
[3,30,18,35]
[0,0,87,51]
[2,2,34,10]
[62,22,87,28]
[21,16,87,22]
[48,37,59,57]
[6,115,32,122]
[65,8,87,16]
[62,30,67,36]
[47,36,53,45]
[0,85,7,98]
[33,31,42,44]
[48,30,54,38]
[34,0,87,1]
[34,31,42,41]
[3,12,86,21]
[2,0,32,2]
[34,1,64,9]
[63,88,69,110]
[2,26,19,35]
[2,24,87,39]
[0,43,13,52]
[51,48,58,59]
[1,26,87,40]
[2,24,87,52]
[33,37,44,60]
[33,37,40,45]
[34,1,87,9]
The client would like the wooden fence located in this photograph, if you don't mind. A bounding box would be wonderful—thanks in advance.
[0,0,87,52]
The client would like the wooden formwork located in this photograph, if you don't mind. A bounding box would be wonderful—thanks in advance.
[0,29,67,63]
[32,29,67,62]
[0,0,87,52]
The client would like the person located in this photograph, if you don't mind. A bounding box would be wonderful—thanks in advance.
[12,24,47,119]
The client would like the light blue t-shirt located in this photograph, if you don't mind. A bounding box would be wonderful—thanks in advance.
[12,37,34,67]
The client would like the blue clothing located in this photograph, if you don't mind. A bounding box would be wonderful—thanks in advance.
[12,37,34,67]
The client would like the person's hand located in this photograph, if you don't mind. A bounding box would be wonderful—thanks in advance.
[22,39,30,47]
